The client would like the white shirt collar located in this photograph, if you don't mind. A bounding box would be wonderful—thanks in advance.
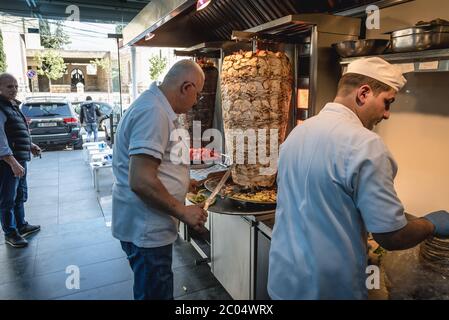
[320,102,363,127]
[148,82,178,122]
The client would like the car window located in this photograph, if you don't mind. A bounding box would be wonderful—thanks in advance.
[98,103,112,115]
[74,104,81,114]
[21,103,72,117]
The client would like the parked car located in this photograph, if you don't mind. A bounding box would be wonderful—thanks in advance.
[73,101,113,131]
[103,102,124,142]
[20,96,83,150]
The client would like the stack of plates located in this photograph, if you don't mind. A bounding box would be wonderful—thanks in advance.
[419,237,449,276]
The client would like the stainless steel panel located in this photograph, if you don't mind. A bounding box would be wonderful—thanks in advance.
[123,0,195,46]
[211,212,253,300]
[311,31,359,115]
[255,230,271,300]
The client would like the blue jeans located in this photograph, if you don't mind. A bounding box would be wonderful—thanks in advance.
[120,241,174,300]
[0,161,28,236]
[85,123,98,142]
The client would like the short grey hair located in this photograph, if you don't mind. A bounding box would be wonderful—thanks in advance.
[162,59,204,87]
[0,73,17,85]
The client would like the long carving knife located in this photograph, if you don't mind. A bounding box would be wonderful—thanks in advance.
[203,168,232,211]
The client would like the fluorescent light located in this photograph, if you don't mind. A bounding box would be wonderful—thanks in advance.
[196,0,211,11]
[145,33,155,41]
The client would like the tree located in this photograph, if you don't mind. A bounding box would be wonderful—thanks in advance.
[34,50,67,84]
[91,58,112,92]
[39,19,71,49]
[90,58,111,71]
[149,55,168,81]
[0,29,6,72]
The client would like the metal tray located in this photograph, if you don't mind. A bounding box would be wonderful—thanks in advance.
[190,163,214,169]
[204,176,277,206]
[199,189,276,215]
[391,26,449,52]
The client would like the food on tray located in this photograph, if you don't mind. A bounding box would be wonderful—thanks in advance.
[221,49,293,187]
[221,183,277,203]
[186,189,215,205]
[230,189,277,203]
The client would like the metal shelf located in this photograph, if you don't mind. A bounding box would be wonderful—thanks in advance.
[340,48,449,69]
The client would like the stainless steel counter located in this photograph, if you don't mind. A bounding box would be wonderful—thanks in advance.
[187,166,277,299]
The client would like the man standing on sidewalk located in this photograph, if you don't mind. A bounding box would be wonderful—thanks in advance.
[0,73,41,248]
[80,96,103,142]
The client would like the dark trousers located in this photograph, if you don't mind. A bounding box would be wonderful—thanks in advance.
[120,241,174,300]
[0,161,28,236]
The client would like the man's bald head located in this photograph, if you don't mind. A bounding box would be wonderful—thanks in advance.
[0,73,16,86]
[158,60,205,114]
[162,59,204,88]
[0,73,19,101]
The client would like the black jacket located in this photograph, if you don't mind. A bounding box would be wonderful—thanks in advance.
[80,102,103,124]
[0,96,32,162]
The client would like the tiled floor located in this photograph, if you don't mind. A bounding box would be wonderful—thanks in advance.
[0,146,231,300]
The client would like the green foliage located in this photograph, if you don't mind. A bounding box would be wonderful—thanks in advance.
[149,55,168,81]
[90,58,111,71]
[39,19,71,49]
[34,50,67,81]
[0,29,6,72]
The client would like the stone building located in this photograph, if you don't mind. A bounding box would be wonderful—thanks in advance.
[26,49,112,93]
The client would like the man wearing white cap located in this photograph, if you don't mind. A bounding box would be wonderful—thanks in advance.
[268,57,449,299]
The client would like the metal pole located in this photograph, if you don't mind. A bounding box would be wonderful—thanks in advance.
[131,46,138,102]
[116,38,123,116]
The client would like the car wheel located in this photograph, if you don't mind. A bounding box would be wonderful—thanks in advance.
[73,137,83,150]
[104,127,110,141]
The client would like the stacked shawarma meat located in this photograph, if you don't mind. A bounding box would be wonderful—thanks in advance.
[221,50,293,188]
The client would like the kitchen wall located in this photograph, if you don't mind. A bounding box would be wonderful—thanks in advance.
[366,0,449,39]
[375,72,449,217]
[367,0,449,216]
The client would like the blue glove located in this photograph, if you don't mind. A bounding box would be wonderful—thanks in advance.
[424,210,449,238]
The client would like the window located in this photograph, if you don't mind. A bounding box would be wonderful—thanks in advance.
[21,103,72,117]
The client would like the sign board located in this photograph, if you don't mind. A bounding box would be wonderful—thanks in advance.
[27,70,37,79]
[76,82,85,94]
[87,64,97,75]
[419,61,439,71]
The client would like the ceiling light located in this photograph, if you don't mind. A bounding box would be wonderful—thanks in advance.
[145,32,155,41]
[196,0,211,11]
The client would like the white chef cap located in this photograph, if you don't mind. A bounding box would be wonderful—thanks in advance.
[344,57,407,92]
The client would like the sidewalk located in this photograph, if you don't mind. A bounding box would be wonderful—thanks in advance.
[0,147,231,300]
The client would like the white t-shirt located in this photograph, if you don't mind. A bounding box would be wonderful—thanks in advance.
[112,82,190,248]
[268,102,407,299]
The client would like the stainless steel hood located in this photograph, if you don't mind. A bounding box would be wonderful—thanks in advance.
[123,0,414,47]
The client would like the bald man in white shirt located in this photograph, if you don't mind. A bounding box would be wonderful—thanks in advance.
[112,60,208,300]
